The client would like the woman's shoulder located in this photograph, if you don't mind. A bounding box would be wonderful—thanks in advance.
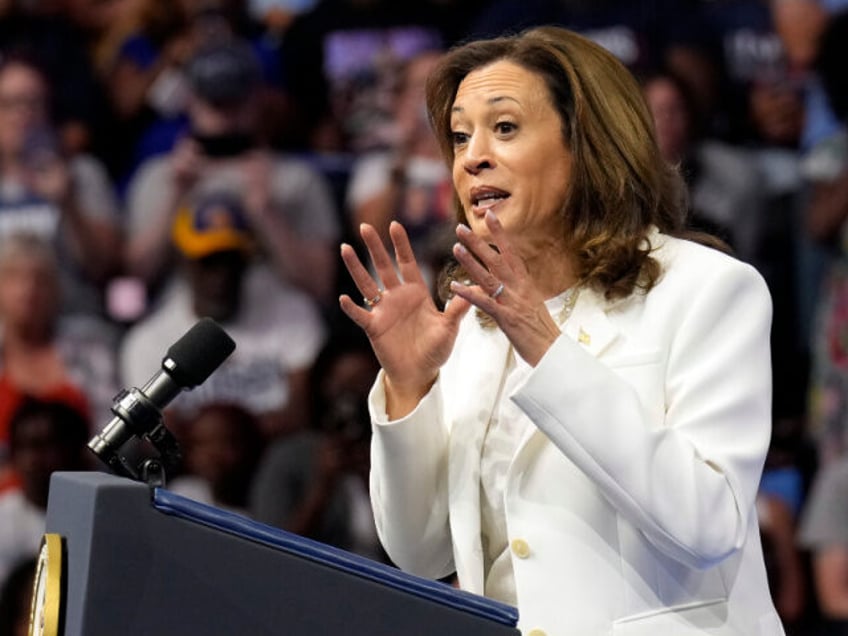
[646,231,771,310]
[654,231,765,284]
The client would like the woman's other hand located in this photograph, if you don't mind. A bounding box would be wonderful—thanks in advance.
[450,210,566,366]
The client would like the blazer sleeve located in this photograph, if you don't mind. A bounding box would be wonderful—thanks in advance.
[511,259,773,570]
[367,371,455,579]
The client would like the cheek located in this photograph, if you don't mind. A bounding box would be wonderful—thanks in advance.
[0,124,22,148]
[533,160,569,207]
[452,165,467,209]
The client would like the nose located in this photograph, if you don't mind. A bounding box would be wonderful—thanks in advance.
[461,132,494,175]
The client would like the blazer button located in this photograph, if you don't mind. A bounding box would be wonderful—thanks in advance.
[510,538,530,559]
[526,629,546,636]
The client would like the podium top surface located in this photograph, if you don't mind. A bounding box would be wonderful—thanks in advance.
[152,486,519,627]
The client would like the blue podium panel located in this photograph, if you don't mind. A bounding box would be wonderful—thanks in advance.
[45,472,520,636]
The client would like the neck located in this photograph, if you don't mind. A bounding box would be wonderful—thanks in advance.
[522,243,577,299]
[0,151,22,173]
[5,321,54,348]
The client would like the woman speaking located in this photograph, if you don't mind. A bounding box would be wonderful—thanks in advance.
[339,26,783,636]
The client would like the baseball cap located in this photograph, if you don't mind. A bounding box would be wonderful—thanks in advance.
[184,39,262,108]
[172,193,254,259]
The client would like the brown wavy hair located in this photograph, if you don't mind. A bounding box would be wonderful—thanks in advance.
[427,26,723,303]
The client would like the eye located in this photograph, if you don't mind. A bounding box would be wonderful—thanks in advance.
[495,121,517,135]
[451,130,469,147]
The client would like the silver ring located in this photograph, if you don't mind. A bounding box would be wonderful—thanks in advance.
[363,291,383,308]
[490,282,505,299]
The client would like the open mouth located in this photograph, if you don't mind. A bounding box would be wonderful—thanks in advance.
[470,188,510,214]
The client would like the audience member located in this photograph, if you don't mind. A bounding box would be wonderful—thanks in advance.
[123,38,340,309]
[772,0,848,153]
[803,9,848,464]
[120,194,327,440]
[792,11,848,633]
[167,401,265,514]
[758,489,807,627]
[0,397,90,586]
[0,0,112,157]
[278,0,458,154]
[346,49,454,294]
[61,0,142,74]
[689,1,815,433]
[0,233,120,463]
[798,456,848,627]
[0,556,35,636]
[102,0,286,185]
[247,0,318,41]
[696,0,809,239]
[0,55,121,317]
[250,330,385,561]
[643,69,762,257]
[470,0,705,77]
[101,0,196,165]
[696,0,805,147]
[772,0,848,370]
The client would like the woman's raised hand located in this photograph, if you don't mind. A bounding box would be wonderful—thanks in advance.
[339,222,470,417]
[449,211,568,367]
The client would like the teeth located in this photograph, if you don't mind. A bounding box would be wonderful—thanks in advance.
[473,194,506,205]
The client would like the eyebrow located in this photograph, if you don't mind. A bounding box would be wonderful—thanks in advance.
[451,95,521,114]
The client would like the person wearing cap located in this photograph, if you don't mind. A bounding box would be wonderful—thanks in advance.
[119,193,327,440]
[123,38,340,310]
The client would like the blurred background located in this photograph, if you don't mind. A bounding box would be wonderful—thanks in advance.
[0,1,846,634]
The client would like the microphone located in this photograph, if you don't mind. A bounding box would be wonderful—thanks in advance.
[88,317,236,482]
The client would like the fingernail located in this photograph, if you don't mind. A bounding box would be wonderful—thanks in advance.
[457,223,471,235]
[453,243,467,255]
[485,210,496,222]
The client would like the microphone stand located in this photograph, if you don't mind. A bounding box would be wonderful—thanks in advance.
[89,387,183,488]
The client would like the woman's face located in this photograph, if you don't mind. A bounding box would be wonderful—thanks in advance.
[0,254,58,327]
[0,64,48,154]
[185,409,248,484]
[450,60,572,258]
[644,77,690,164]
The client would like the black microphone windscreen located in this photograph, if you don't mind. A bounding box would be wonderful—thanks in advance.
[164,318,236,388]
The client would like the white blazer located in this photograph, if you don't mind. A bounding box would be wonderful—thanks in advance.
[368,232,785,636]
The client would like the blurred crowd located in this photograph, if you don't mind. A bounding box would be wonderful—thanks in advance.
[0,0,845,633]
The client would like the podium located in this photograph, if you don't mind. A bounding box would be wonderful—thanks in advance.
[42,472,520,636]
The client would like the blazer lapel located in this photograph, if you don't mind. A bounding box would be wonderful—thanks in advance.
[563,287,620,358]
[447,319,511,594]
[513,287,622,457]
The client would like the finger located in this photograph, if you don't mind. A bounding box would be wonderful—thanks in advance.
[360,223,401,289]
[443,293,472,326]
[449,279,500,316]
[483,210,524,272]
[455,223,505,282]
[340,242,382,300]
[339,293,373,329]
[389,221,426,285]
[453,240,501,295]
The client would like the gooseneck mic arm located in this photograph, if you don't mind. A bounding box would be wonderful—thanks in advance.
[88,317,236,486]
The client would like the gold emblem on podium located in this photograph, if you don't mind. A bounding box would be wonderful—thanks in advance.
[29,533,64,636]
